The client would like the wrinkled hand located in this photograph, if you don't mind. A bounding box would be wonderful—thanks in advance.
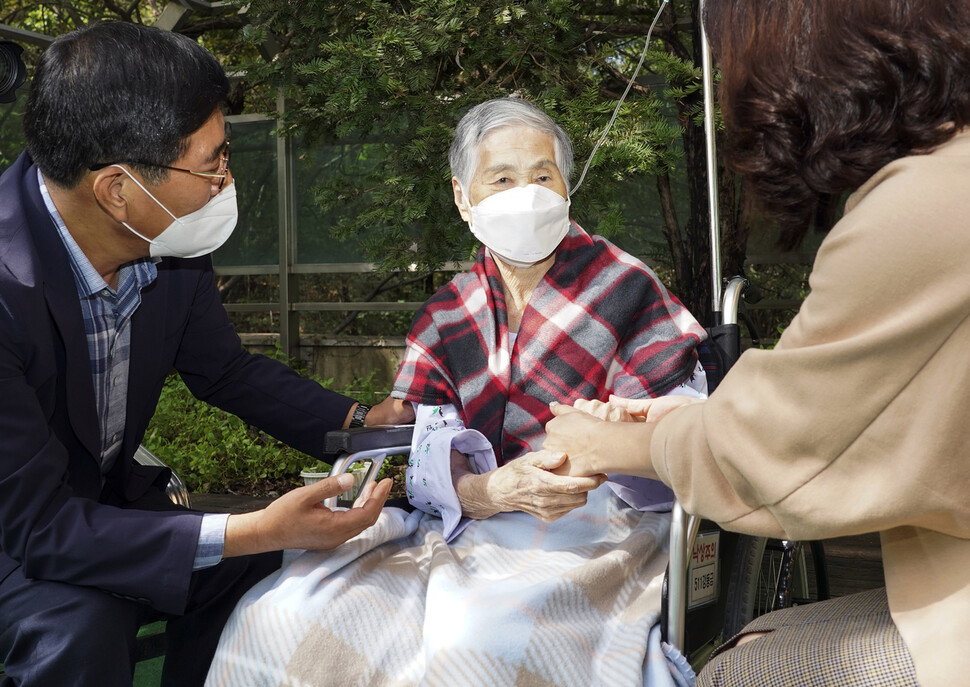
[224,474,392,557]
[565,395,703,424]
[459,450,606,522]
[365,396,415,426]
[569,398,639,422]
[607,394,704,422]
[494,450,607,521]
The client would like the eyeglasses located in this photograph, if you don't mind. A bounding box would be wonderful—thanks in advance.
[90,121,232,190]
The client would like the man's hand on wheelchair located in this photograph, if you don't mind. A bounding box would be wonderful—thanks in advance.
[223,473,392,558]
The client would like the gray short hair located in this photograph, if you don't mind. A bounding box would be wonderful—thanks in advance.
[449,97,574,194]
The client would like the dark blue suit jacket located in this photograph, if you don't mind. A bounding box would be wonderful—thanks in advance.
[0,152,355,615]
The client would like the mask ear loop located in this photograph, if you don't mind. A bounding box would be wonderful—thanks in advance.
[110,164,180,223]
[459,183,478,231]
[569,0,671,197]
[109,164,182,248]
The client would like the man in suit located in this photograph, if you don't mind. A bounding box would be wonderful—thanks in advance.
[0,21,412,686]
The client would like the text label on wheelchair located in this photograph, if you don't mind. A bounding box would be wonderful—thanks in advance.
[688,531,720,608]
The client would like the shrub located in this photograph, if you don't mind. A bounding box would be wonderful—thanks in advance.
[142,351,399,495]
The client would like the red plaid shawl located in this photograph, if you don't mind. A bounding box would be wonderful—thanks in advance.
[393,223,706,464]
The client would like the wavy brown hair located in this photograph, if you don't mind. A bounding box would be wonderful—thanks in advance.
[703,0,970,247]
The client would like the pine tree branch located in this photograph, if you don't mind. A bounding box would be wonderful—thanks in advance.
[331,271,432,336]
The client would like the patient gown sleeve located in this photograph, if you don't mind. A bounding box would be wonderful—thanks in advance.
[406,402,497,541]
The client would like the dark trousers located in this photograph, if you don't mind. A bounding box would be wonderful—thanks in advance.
[0,549,282,687]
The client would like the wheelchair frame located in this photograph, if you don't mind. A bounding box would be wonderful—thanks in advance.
[320,275,829,671]
[663,278,829,664]
[664,5,828,662]
[665,278,743,654]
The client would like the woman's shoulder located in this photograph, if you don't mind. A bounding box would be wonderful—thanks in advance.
[847,129,970,216]
[830,130,970,269]
[557,223,653,278]
[411,271,484,327]
[571,231,669,294]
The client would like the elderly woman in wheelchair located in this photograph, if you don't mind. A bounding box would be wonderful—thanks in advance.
[206,97,707,686]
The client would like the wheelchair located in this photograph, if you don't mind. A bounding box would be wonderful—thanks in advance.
[665,279,828,666]
[320,276,830,674]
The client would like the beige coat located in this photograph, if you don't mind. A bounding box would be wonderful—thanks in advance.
[652,130,970,687]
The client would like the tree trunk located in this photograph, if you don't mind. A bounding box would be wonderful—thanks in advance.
[656,172,689,290]
[722,175,751,280]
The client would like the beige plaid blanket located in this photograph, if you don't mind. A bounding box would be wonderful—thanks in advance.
[206,485,694,687]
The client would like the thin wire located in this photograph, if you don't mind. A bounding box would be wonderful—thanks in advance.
[569,0,671,197]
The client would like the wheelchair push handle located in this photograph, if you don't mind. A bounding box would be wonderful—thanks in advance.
[720,276,749,326]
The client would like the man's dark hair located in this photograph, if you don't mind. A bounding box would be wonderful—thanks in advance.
[703,0,970,248]
[24,21,229,188]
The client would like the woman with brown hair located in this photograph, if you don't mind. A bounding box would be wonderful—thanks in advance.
[543,1,970,685]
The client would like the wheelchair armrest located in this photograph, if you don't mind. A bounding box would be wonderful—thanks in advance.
[324,425,416,455]
[321,425,415,509]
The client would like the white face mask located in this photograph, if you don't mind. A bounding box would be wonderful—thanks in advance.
[113,165,237,259]
[468,184,571,267]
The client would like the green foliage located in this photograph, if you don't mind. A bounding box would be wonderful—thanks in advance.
[141,350,393,494]
[0,1,264,174]
[230,0,710,276]
[0,1,258,71]
[142,373,306,493]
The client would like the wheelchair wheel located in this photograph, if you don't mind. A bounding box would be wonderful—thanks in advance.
[721,536,829,639]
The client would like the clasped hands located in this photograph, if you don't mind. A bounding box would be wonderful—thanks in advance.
[236,395,700,551]
[454,449,606,523]
[457,394,700,523]
[538,394,703,484]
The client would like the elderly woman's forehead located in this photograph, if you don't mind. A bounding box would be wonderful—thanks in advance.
[479,124,554,148]
[473,127,558,173]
